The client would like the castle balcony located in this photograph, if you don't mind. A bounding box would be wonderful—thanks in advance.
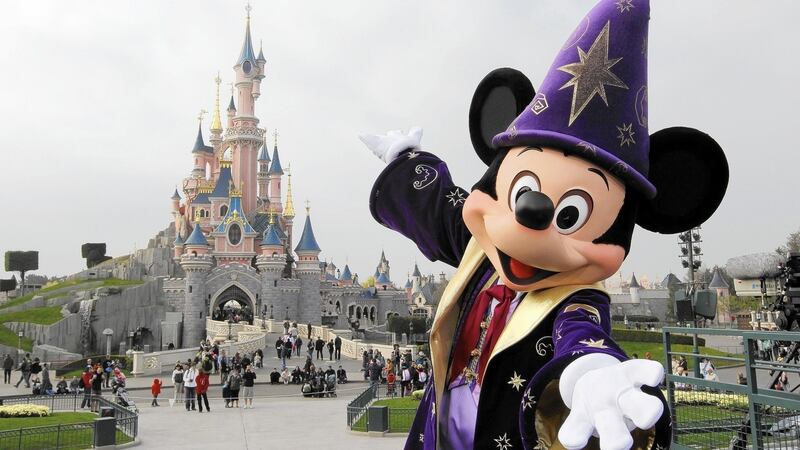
[224,124,264,144]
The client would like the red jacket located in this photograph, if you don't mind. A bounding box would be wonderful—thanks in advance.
[151,379,162,395]
[81,372,93,389]
[195,373,209,394]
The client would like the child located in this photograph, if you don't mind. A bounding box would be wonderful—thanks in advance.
[221,371,230,408]
[151,378,162,406]
[387,370,396,397]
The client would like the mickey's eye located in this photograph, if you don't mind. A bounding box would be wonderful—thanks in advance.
[554,190,593,234]
[508,172,541,211]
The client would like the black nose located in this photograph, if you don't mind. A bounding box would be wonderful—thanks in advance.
[515,191,554,230]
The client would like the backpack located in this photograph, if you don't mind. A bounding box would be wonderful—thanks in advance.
[174,372,183,384]
[229,375,241,391]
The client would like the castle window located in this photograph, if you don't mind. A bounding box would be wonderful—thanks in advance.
[220,205,228,217]
[189,285,193,293]
[274,280,278,287]
[228,223,242,245]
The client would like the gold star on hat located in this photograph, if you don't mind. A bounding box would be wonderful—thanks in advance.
[579,338,609,349]
[507,371,526,391]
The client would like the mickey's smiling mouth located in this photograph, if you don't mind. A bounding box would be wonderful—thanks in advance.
[497,249,558,285]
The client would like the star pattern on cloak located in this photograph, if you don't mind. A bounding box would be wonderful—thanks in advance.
[652,445,667,450]
[495,433,513,450]
[522,388,536,410]
[555,323,564,341]
[572,350,585,356]
[508,371,526,391]
[579,338,609,349]
[616,122,636,147]
[615,0,634,13]
[558,21,629,126]
[419,433,425,443]
[407,151,420,159]
[446,188,466,206]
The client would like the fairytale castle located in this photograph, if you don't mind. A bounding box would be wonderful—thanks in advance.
[159,9,440,348]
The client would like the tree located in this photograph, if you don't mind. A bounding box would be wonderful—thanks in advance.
[776,228,800,257]
[361,276,376,288]
[0,277,16,299]
[81,243,111,268]
[4,251,38,296]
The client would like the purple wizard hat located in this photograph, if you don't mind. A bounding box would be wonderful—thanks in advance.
[492,0,655,198]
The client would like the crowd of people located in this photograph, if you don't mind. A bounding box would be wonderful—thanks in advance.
[361,345,430,397]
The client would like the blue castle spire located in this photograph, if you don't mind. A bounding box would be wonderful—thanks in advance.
[294,210,321,253]
[185,222,208,246]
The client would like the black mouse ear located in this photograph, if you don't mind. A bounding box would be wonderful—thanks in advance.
[469,68,534,165]
[636,127,729,234]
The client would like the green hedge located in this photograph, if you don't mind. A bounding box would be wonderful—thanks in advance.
[611,315,659,322]
[611,328,705,346]
[386,316,427,335]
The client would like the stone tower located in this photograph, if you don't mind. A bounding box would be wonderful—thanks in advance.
[180,221,213,347]
[294,205,322,325]
[256,213,286,320]
[629,273,641,304]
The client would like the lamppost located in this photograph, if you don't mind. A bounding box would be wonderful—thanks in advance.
[409,321,415,345]
[269,304,274,320]
[261,305,267,330]
[284,305,289,321]
[17,331,23,352]
[102,329,114,356]
[227,319,233,342]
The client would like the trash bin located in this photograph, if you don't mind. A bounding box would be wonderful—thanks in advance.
[367,405,389,432]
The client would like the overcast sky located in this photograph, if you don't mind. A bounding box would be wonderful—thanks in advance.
[1,1,798,285]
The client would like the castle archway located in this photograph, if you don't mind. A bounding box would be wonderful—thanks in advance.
[210,283,256,324]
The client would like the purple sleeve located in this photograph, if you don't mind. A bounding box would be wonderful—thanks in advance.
[369,150,472,267]
[527,290,627,399]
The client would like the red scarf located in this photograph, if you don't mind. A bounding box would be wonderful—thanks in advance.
[449,284,516,384]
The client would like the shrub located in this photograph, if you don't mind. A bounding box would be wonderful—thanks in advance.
[0,405,50,418]
[386,316,427,335]
[411,390,425,401]
[611,315,659,322]
[611,329,705,346]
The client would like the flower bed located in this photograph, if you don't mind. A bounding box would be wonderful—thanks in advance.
[0,404,50,418]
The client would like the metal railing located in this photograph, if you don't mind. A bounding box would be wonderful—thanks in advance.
[0,393,138,449]
[664,327,800,449]
[346,383,420,432]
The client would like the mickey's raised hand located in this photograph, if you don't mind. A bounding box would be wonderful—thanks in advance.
[358,127,423,164]
[558,354,664,450]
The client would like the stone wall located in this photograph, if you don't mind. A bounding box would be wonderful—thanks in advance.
[162,278,185,311]
[89,279,168,353]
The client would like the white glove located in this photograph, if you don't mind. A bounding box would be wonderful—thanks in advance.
[558,354,664,450]
[358,127,423,163]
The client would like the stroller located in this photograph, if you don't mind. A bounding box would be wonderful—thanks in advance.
[111,379,137,412]
[324,373,337,398]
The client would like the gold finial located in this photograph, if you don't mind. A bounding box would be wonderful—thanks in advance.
[305,199,311,215]
[194,209,202,223]
[245,2,252,20]
[268,207,275,224]
[211,73,222,132]
[283,164,295,218]
[272,129,279,148]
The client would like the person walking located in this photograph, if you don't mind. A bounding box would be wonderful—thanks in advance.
[228,368,242,408]
[151,378,162,407]
[400,364,412,397]
[219,350,229,384]
[102,355,114,388]
[327,339,334,361]
[334,336,342,360]
[80,367,93,409]
[90,366,103,412]
[315,337,324,360]
[295,337,303,357]
[41,363,52,394]
[195,368,210,413]
[15,354,31,388]
[183,363,197,411]
[171,364,184,406]
[242,365,256,409]
[3,354,13,384]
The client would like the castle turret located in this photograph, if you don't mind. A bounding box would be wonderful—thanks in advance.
[173,234,185,259]
[257,210,286,321]
[629,273,641,304]
[267,132,283,213]
[191,125,213,179]
[226,96,236,129]
[180,218,213,347]
[294,204,321,324]
[282,165,295,248]
[257,143,270,201]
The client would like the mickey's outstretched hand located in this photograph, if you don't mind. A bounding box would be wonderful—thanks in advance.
[558,354,665,450]
[359,127,423,163]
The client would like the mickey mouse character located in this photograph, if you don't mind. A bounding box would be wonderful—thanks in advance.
[361,1,728,449]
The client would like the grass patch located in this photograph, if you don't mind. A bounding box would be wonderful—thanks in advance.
[0,279,142,310]
[0,306,64,351]
[618,341,742,368]
[0,411,134,449]
[352,396,420,432]
[0,412,95,431]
